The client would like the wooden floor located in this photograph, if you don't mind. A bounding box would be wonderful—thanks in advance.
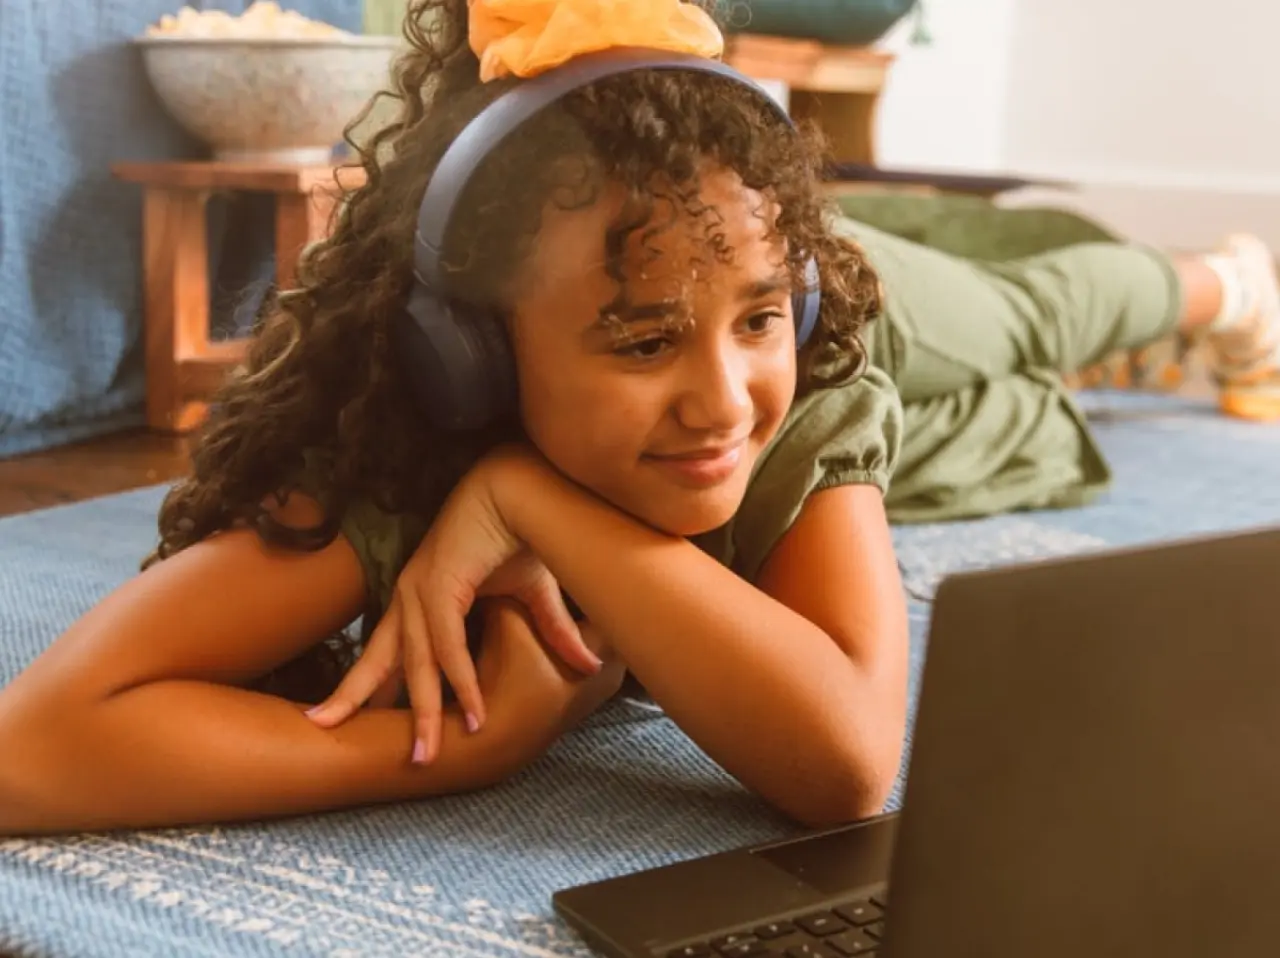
[0,430,192,520]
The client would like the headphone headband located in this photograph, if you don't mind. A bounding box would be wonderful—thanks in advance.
[413,47,797,289]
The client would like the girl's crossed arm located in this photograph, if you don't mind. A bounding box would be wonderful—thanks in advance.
[500,453,910,827]
[0,496,623,835]
[315,447,910,829]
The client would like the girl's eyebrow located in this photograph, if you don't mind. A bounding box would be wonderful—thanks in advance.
[739,271,794,300]
[591,269,794,329]
[592,300,681,328]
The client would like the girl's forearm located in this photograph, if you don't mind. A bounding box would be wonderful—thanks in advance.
[497,457,894,825]
[0,603,625,836]
[0,682,513,835]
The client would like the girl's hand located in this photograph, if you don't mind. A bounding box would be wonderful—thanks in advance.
[305,449,602,763]
[472,601,625,753]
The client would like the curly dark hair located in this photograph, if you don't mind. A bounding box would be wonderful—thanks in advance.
[142,0,883,697]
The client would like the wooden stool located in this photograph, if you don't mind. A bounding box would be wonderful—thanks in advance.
[724,34,893,164]
[112,161,363,433]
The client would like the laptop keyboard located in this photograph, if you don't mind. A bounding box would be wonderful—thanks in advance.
[663,890,888,957]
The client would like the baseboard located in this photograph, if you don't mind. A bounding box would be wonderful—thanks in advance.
[998,172,1280,253]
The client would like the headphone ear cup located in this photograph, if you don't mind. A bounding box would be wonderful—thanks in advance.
[394,283,517,431]
[791,256,822,349]
[463,303,519,419]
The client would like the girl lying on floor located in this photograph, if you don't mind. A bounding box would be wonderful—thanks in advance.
[1,0,1277,835]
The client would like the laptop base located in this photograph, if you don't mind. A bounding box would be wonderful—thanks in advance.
[553,814,897,958]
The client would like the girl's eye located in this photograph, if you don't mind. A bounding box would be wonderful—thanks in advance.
[745,311,786,335]
[614,336,673,360]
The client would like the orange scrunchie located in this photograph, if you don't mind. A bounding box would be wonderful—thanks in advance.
[469,0,725,82]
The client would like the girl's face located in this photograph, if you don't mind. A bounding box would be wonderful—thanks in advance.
[508,166,797,537]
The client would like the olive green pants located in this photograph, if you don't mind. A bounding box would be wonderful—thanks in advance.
[838,219,1185,523]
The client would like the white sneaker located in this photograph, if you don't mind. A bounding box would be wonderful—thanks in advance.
[1208,234,1280,422]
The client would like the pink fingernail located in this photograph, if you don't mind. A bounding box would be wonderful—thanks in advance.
[304,706,325,720]
[465,712,482,734]
[412,739,430,764]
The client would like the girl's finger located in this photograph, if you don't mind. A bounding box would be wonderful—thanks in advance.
[424,594,487,737]
[400,587,444,764]
[522,574,602,675]
[368,669,403,710]
[306,596,404,727]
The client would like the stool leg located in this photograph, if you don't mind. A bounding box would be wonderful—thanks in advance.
[275,186,339,292]
[142,187,212,433]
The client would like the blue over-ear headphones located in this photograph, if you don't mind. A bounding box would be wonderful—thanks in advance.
[396,47,822,432]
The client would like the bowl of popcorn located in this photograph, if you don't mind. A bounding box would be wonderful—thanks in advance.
[136,2,402,165]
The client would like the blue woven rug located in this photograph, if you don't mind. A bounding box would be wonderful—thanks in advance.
[2,393,1278,957]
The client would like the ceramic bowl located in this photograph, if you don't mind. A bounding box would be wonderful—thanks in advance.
[136,35,401,164]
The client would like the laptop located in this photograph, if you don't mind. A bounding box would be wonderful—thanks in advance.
[553,526,1280,958]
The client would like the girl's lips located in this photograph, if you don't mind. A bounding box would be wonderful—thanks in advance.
[643,442,745,487]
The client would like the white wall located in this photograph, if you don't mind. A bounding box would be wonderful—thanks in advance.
[998,0,1280,248]
[1002,0,1280,190]
[873,0,1018,172]
[871,0,1280,249]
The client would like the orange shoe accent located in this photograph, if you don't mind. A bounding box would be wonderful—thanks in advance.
[1157,364,1185,389]
[1219,386,1280,422]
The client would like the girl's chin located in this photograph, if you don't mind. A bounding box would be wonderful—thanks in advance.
[638,492,746,539]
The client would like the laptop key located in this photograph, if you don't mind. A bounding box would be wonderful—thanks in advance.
[719,942,771,957]
[832,900,882,926]
[827,930,878,956]
[794,912,848,937]
[667,947,713,958]
[754,921,796,940]
[863,921,885,940]
[710,934,755,951]
[783,945,837,958]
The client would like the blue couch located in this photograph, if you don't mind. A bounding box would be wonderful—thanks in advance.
[0,0,362,458]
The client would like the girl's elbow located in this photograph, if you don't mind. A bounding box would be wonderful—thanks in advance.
[786,737,902,829]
